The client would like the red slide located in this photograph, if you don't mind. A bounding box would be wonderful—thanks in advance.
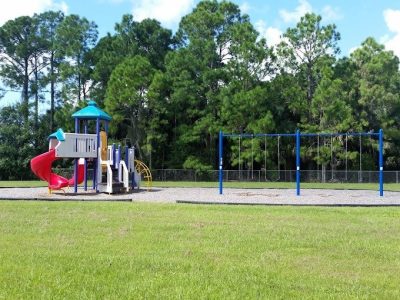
[30,149,84,190]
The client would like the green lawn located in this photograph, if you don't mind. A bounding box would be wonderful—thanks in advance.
[1,180,400,191]
[0,180,47,187]
[0,201,399,299]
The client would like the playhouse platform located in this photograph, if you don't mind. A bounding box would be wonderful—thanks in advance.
[1,187,400,206]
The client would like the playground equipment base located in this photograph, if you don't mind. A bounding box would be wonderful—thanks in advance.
[1,187,400,206]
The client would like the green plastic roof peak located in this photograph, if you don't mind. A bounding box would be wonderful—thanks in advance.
[48,128,65,141]
[71,100,112,121]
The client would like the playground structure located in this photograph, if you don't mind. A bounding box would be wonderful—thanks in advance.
[30,100,152,194]
[218,129,384,196]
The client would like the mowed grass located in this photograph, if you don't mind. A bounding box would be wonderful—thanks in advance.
[2,180,400,191]
[1,202,400,299]
[0,180,47,187]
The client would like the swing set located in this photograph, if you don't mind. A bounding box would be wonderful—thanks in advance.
[232,133,286,181]
[218,129,384,196]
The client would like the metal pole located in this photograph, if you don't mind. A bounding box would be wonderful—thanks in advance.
[74,118,79,193]
[219,130,223,195]
[84,120,88,191]
[331,135,333,181]
[296,129,300,196]
[94,118,100,192]
[345,133,348,181]
[379,129,384,196]
[131,147,135,189]
[251,135,254,180]
[264,136,267,181]
[277,135,280,181]
[238,136,241,181]
[359,135,362,183]
[125,146,129,167]
[112,143,116,167]
[317,134,320,181]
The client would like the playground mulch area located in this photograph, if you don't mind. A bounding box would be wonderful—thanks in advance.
[1,187,400,206]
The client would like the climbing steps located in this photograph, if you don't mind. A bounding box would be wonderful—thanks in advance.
[134,160,152,191]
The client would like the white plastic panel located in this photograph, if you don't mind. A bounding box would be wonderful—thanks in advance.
[128,148,135,172]
[55,133,97,158]
[119,161,129,190]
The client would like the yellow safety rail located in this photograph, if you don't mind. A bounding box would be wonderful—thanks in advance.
[134,160,152,191]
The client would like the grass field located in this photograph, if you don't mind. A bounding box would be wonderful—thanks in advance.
[1,201,399,299]
[0,181,47,187]
[2,180,399,191]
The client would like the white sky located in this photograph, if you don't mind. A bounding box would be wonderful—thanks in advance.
[0,0,68,25]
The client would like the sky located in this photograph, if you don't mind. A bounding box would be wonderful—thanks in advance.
[0,0,400,109]
[0,0,399,57]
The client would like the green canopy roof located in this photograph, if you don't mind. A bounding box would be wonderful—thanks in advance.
[71,100,112,121]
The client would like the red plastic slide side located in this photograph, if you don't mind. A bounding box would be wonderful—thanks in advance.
[30,149,84,190]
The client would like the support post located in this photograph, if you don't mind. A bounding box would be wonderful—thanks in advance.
[131,147,135,189]
[74,118,79,193]
[219,130,223,195]
[379,129,384,197]
[84,120,88,191]
[112,144,115,166]
[296,129,300,196]
[125,145,129,167]
[117,144,121,170]
[94,118,100,192]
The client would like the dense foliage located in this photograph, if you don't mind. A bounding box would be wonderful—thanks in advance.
[1,0,400,178]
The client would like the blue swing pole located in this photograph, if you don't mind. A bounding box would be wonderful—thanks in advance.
[219,130,223,195]
[74,118,79,193]
[296,129,301,196]
[379,129,384,197]
[84,120,88,191]
[94,118,100,192]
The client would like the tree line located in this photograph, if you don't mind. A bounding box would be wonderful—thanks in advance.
[1,0,400,180]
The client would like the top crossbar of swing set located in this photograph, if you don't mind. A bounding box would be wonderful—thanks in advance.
[218,129,384,197]
[222,132,380,138]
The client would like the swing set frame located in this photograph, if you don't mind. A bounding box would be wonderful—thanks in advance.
[218,129,384,197]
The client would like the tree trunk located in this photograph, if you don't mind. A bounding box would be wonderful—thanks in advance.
[322,164,326,183]
[307,63,313,121]
[130,115,142,159]
[34,56,39,132]
[149,142,152,169]
[78,72,81,102]
[83,83,87,100]
[23,58,29,123]
[209,133,213,166]
[77,55,81,102]
[162,148,165,169]
[50,51,55,131]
